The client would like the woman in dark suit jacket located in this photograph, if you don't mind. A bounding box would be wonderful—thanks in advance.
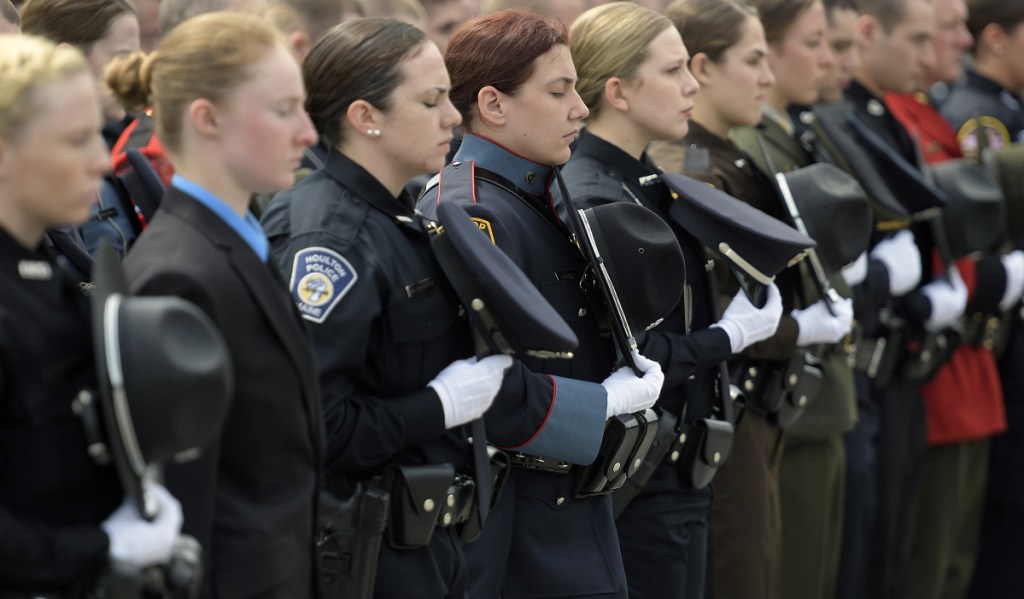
[110,12,322,598]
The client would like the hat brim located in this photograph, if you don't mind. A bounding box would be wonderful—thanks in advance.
[433,201,578,358]
[662,172,814,304]
[91,243,153,520]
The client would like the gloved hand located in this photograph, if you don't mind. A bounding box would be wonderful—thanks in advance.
[712,283,783,354]
[999,250,1024,312]
[922,273,968,331]
[429,354,513,429]
[102,482,183,568]
[602,350,664,419]
[792,297,854,345]
[870,230,922,296]
[841,252,869,287]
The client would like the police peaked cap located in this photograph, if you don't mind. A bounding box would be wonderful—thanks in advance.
[983,145,1024,248]
[929,159,1005,258]
[844,112,948,215]
[91,244,233,519]
[574,201,686,335]
[661,171,815,302]
[431,201,578,358]
[811,103,911,226]
[779,163,873,275]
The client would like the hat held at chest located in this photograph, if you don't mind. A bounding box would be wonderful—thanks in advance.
[661,171,815,304]
[90,244,233,520]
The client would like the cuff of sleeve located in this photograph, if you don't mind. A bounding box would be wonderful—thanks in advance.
[973,254,1007,314]
[500,376,607,465]
[398,387,447,447]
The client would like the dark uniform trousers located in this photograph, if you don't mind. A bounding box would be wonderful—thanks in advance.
[0,229,121,595]
[562,130,732,599]
[418,133,627,599]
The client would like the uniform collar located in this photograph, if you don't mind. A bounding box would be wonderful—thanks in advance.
[686,121,745,159]
[0,224,61,285]
[574,129,666,208]
[966,69,1023,109]
[762,104,795,136]
[171,174,269,262]
[323,148,417,223]
[452,132,553,195]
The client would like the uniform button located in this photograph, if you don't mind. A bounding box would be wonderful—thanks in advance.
[423,499,435,512]
[744,380,755,392]
[713,451,721,463]
[578,308,587,317]
[678,433,687,444]
[612,462,621,473]
[447,494,455,508]
[633,458,642,470]
[670,450,680,462]
[748,367,757,377]
[443,513,453,526]
[798,395,808,407]
[525,171,537,184]
[555,496,565,506]
[867,99,886,116]
[788,373,799,386]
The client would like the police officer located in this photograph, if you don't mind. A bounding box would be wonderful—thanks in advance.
[562,5,784,598]
[0,35,181,595]
[261,19,510,597]
[419,10,665,598]
[938,2,1024,596]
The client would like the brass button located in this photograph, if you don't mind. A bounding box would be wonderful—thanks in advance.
[443,513,452,526]
[747,367,757,377]
[447,494,455,508]
[670,450,680,462]
[744,380,755,392]
[788,373,799,386]
[634,458,642,470]
[713,451,721,463]
[423,499,435,512]
[578,308,587,317]
[555,496,565,506]
[798,395,808,407]
[678,433,687,444]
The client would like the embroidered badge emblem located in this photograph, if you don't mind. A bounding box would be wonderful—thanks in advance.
[289,247,357,323]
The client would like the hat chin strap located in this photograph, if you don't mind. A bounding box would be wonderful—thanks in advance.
[718,242,775,286]
[577,209,637,350]
[104,294,148,479]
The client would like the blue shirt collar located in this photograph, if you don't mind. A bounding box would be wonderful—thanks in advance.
[452,133,553,195]
[171,174,269,262]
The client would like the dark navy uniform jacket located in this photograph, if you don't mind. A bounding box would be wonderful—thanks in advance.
[845,80,937,326]
[0,227,121,592]
[560,129,731,422]
[940,69,1024,159]
[417,133,625,599]
[262,150,474,479]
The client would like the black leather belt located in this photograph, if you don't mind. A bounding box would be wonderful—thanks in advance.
[506,452,572,474]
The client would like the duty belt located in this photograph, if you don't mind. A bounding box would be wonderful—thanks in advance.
[507,452,572,474]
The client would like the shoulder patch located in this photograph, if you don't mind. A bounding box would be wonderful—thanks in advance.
[288,246,357,324]
[471,217,496,244]
[956,116,1011,157]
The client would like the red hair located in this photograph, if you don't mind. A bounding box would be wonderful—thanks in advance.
[446,9,568,127]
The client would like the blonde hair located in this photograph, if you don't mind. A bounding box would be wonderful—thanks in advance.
[570,2,673,118]
[104,12,281,154]
[0,34,89,139]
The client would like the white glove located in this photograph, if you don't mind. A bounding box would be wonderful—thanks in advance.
[870,230,922,296]
[792,297,854,345]
[841,252,869,287]
[999,250,1024,312]
[602,350,664,419]
[101,482,183,568]
[712,284,784,354]
[922,273,968,331]
[429,354,513,429]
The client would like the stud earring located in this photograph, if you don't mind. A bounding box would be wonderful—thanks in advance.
[367,128,381,137]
